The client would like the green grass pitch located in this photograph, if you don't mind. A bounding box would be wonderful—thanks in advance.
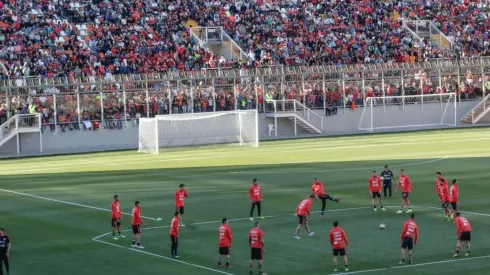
[2,128,490,275]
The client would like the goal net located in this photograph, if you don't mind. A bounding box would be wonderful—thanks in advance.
[358,93,457,132]
[138,110,259,154]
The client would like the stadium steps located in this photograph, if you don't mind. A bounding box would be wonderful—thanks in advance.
[0,114,42,154]
[263,100,323,135]
[430,34,451,50]
[460,96,490,124]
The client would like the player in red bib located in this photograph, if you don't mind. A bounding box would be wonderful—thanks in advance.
[248,222,266,275]
[249,179,264,221]
[449,179,459,221]
[312,178,341,216]
[169,211,180,258]
[399,213,418,265]
[175,184,188,227]
[294,195,315,239]
[218,218,233,268]
[329,221,350,272]
[368,171,385,211]
[395,169,413,214]
[131,201,145,249]
[453,212,472,257]
[111,195,124,240]
[437,178,450,220]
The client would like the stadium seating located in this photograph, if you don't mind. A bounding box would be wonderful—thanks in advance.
[0,0,488,130]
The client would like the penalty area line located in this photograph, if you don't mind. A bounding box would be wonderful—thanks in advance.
[93,239,234,275]
[0,188,158,220]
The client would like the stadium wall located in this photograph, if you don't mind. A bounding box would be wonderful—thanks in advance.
[0,101,480,157]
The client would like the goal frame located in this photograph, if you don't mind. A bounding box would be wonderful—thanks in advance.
[358,93,457,132]
[139,110,259,154]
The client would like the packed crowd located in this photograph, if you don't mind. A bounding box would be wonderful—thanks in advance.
[0,0,488,80]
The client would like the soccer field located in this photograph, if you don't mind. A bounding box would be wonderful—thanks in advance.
[3,128,490,275]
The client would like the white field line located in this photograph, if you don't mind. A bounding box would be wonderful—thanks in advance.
[0,188,158,220]
[1,136,484,175]
[425,206,490,217]
[92,207,372,240]
[93,239,234,275]
[229,156,449,175]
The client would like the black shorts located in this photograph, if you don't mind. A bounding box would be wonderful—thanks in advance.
[371,192,381,198]
[401,237,413,250]
[250,248,262,260]
[252,201,261,207]
[450,202,458,210]
[111,218,121,227]
[460,231,471,241]
[383,181,392,187]
[219,246,230,255]
[170,235,178,246]
[441,201,449,208]
[132,224,141,234]
[298,215,307,225]
[402,192,410,199]
[177,206,184,215]
[333,248,346,256]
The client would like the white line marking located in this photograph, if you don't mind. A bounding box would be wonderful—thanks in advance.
[391,255,490,269]
[230,156,449,175]
[93,239,234,275]
[93,207,372,240]
[425,206,490,217]
[332,268,388,275]
[0,188,158,220]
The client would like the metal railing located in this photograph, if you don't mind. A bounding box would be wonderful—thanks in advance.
[268,99,323,132]
[471,93,490,123]
[190,27,249,61]
[1,113,41,144]
[402,20,454,51]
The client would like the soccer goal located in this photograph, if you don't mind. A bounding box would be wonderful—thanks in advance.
[138,110,259,154]
[358,93,457,132]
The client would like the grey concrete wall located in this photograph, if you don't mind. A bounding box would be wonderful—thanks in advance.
[0,100,482,158]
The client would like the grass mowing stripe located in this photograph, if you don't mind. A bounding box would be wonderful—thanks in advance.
[229,156,449,175]
[93,239,235,275]
[0,188,159,220]
[392,255,490,269]
[425,206,490,217]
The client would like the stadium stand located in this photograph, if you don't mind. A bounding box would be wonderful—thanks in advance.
[0,0,488,131]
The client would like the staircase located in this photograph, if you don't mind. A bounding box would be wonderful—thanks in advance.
[190,27,249,61]
[263,100,323,135]
[460,94,490,124]
[0,114,42,154]
[402,20,454,51]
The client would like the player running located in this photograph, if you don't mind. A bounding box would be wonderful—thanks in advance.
[311,178,341,216]
[329,221,350,272]
[294,195,315,239]
[380,165,395,199]
[368,171,385,211]
[399,213,418,265]
[395,170,413,214]
[131,201,145,249]
[218,218,232,268]
[249,222,266,275]
[453,212,472,257]
[175,184,189,227]
[111,195,124,240]
[249,179,264,221]
[449,179,459,220]
[170,212,180,258]
[437,178,450,220]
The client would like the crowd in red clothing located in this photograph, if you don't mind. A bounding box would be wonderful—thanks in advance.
[0,0,488,80]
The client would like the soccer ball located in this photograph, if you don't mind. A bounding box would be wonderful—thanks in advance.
[379,224,386,230]
[380,177,384,180]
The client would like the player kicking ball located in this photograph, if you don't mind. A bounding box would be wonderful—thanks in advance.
[453,212,472,257]
[294,195,315,239]
[368,171,385,211]
[395,170,413,214]
[312,178,341,216]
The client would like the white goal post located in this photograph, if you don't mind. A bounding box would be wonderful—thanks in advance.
[358,93,457,132]
[138,110,259,154]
